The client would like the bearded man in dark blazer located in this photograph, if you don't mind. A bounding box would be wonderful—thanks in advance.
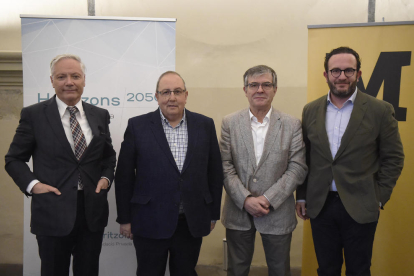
[5,54,116,276]
[115,71,223,276]
[296,46,404,276]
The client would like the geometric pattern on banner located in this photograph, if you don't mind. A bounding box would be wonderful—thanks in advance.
[21,16,176,276]
[21,18,176,106]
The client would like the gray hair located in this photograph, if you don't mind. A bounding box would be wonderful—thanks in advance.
[156,71,187,92]
[50,54,86,76]
[243,65,277,87]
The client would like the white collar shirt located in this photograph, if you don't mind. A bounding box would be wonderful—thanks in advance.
[249,108,272,166]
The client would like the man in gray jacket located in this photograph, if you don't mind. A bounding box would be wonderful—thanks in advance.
[220,65,307,276]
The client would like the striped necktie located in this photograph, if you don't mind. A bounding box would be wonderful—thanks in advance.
[67,106,88,189]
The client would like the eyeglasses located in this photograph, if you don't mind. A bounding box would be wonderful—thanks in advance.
[157,89,186,97]
[246,82,275,92]
[329,68,357,78]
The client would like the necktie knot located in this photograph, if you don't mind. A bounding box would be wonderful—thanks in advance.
[67,106,79,116]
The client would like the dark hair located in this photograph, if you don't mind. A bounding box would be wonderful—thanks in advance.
[324,46,361,72]
[243,65,277,87]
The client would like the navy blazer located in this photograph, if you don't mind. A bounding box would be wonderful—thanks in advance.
[5,95,116,236]
[115,109,223,239]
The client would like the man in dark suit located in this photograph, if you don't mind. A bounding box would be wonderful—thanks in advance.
[115,71,224,276]
[296,46,404,275]
[5,54,116,276]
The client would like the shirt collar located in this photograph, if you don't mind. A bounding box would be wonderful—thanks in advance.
[159,108,186,127]
[327,87,358,106]
[249,107,272,123]
[56,96,84,119]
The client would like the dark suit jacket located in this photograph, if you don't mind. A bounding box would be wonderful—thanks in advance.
[296,90,404,224]
[5,95,116,236]
[115,109,223,239]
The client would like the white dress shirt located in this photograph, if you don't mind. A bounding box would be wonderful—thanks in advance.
[249,108,272,166]
[26,97,93,193]
[249,107,272,202]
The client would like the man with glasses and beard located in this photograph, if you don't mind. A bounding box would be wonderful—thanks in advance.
[296,46,404,275]
[220,65,307,276]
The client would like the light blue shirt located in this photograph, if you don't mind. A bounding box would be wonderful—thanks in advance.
[326,88,357,191]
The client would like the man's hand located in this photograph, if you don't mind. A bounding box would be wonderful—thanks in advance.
[244,196,270,218]
[120,223,133,240]
[257,195,270,209]
[295,202,309,220]
[210,221,216,232]
[32,182,61,195]
[95,178,109,193]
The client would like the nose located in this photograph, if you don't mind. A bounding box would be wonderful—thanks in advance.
[65,76,74,85]
[257,84,264,92]
[338,71,347,79]
[168,92,177,100]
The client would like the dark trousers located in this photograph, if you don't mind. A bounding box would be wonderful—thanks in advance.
[36,191,104,276]
[310,192,378,276]
[226,218,292,276]
[133,214,203,276]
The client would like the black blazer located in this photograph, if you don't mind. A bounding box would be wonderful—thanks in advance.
[115,109,223,239]
[5,95,116,236]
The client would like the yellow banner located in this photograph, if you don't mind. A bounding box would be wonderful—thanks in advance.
[304,22,414,276]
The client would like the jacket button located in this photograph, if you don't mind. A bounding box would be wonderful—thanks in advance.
[253,178,257,183]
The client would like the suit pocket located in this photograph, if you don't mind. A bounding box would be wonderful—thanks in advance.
[204,193,213,204]
[355,127,373,135]
[130,194,152,204]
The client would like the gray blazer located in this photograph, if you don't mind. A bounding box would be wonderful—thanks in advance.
[220,107,307,235]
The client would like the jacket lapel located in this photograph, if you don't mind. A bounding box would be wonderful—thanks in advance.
[256,107,281,170]
[44,96,77,161]
[83,102,100,138]
[239,108,257,171]
[334,91,368,160]
[181,110,197,174]
[315,98,334,161]
[149,109,180,172]
[82,102,100,159]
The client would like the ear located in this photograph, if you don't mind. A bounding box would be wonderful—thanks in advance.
[50,76,54,87]
[323,71,329,83]
[184,90,188,104]
[356,70,362,81]
[243,86,247,96]
[155,92,159,102]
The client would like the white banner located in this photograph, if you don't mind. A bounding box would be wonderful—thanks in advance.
[21,15,176,276]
